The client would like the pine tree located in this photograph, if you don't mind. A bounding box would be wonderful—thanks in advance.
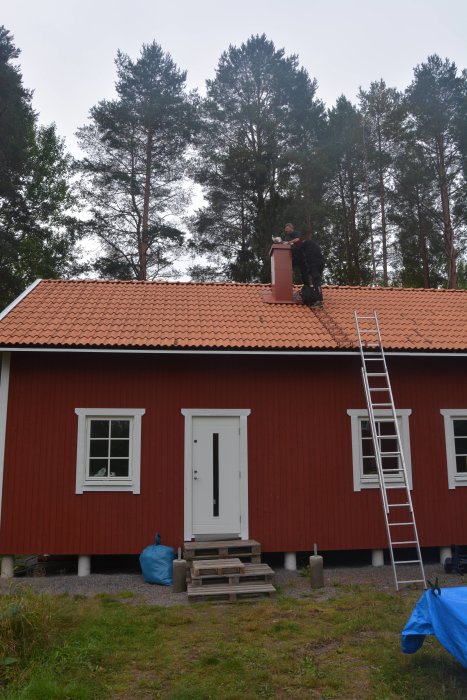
[77,42,198,280]
[324,97,373,285]
[358,81,404,285]
[191,34,324,282]
[0,27,83,308]
[406,55,467,288]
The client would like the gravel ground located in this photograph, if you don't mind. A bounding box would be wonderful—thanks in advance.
[0,562,464,605]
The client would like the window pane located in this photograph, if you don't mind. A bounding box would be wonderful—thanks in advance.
[378,421,396,436]
[89,459,108,477]
[110,439,129,458]
[361,420,371,438]
[455,437,467,455]
[111,420,130,439]
[362,439,375,457]
[380,438,397,453]
[456,456,467,473]
[90,439,109,458]
[362,456,377,474]
[381,456,399,471]
[110,459,129,477]
[90,420,110,438]
[454,420,467,437]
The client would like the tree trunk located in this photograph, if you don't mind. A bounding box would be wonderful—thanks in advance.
[376,119,388,286]
[347,165,362,284]
[362,120,377,285]
[139,128,154,281]
[337,171,354,284]
[416,189,430,288]
[436,133,457,288]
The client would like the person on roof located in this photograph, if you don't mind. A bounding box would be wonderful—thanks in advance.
[283,223,324,307]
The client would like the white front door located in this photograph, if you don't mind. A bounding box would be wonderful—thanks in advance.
[191,416,241,537]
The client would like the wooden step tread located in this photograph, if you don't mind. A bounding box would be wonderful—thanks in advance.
[189,563,274,587]
[184,540,261,563]
[187,581,276,601]
[192,558,245,576]
[184,539,260,551]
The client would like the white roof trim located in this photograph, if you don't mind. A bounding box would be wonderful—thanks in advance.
[0,347,466,357]
[0,279,42,321]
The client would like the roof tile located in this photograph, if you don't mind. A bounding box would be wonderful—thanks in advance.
[0,279,466,352]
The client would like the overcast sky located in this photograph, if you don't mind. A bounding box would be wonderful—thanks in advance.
[3,0,467,157]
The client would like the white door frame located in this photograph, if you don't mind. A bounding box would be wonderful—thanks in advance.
[181,408,250,541]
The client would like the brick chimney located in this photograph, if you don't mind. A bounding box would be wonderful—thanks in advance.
[261,244,295,304]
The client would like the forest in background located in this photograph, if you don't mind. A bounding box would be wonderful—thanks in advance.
[1,26,467,308]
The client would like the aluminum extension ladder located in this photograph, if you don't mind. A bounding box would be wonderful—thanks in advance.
[354,310,426,591]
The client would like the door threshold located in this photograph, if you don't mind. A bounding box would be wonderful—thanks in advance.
[193,533,241,542]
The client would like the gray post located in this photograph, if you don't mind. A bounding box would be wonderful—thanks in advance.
[309,544,324,588]
[173,547,187,592]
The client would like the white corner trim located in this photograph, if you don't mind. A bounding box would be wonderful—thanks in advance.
[75,408,145,494]
[182,408,251,541]
[440,409,467,489]
[0,279,42,322]
[0,353,11,527]
[347,409,413,492]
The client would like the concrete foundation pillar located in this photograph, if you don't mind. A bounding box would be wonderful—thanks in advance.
[77,555,91,577]
[439,546,452,565]
[284,552,297,571]
[1,556,14,578]
[372,549,384,567]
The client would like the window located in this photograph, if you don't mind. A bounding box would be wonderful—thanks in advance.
[440,410,467,489]
[347,409,413,491]
[75,409,145,493]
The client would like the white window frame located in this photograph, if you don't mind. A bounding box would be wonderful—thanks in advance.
[75,408,145,493]
[347,409,413,492]
[440,409,467,489]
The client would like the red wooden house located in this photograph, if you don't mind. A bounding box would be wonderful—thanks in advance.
[1,245,467,576]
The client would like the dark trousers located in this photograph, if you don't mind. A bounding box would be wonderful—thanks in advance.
[293,247,324,301]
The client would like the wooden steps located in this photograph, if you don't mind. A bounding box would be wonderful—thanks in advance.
[184,540,275,602]
[184,539,261,564]
[191,558,245,577]
[187,581,276,602]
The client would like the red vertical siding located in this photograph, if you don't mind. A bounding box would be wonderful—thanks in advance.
[1,351,466,554]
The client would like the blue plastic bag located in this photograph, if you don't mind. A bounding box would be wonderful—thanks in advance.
[402,587,467,667]
[139,533,175,586]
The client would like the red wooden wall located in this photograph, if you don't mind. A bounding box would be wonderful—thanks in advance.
[1,351,466,555]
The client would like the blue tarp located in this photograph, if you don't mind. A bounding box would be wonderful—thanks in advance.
[401,587,467,667]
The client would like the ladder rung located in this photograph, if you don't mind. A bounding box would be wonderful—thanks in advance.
[371,403,392,407]
[377,435,397,439]
[392,540,418,545]
[388,522,413,527]
[397,579,426,585]
[369,387,390,392]
[364,358,384,362]
[394,559,422,565]
[388,503,410,508]
[367,373,387,377]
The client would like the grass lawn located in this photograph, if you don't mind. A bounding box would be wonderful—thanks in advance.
[1,583,467,699]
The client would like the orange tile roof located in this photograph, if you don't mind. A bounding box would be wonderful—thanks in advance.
[0,279,466,352]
